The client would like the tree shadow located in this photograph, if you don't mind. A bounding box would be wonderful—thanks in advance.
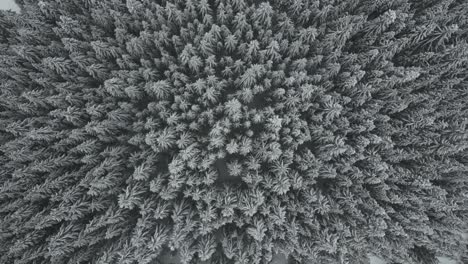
[213,158,245,187]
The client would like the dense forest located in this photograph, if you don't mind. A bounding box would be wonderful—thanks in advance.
[0,0,467,263]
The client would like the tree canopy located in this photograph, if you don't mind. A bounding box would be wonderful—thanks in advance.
[0,0,468,263]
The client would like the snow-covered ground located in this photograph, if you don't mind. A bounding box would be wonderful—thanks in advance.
[0,0,19,12]
[369,254,458,264]
[157,252,458,264]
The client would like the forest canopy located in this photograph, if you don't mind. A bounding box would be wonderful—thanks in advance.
[0,0,468,263]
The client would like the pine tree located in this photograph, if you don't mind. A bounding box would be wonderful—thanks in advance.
[1,0,468,263]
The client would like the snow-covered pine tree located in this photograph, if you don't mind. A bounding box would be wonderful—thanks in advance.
[1,0,468,263]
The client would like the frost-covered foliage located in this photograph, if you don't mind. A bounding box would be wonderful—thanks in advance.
[1,0,468,263]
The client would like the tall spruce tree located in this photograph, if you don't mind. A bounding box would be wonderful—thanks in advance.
[0,0,467,263]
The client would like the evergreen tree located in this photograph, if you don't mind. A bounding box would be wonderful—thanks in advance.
[1,0,468,263]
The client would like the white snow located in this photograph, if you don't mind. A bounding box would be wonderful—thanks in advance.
[0,0,20,12]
